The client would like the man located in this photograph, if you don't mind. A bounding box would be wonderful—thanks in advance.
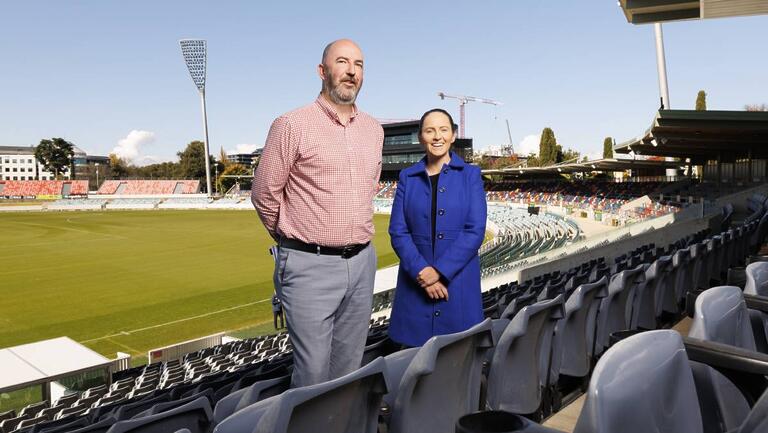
[252,39,383,387]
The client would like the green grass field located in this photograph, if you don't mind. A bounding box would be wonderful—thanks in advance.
[0,210,396,362]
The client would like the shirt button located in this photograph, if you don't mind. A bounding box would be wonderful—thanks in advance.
[438,209,445,216]
[443,169,449,174]
[439,187,446,193]
[437,233,444,240]
[434,310,441,317]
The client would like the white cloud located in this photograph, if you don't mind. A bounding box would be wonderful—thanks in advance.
[112,130,156,164]
[516,133,541,156]
[228,143,260,155]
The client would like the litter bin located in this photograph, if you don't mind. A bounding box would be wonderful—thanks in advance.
[456,411,525,433]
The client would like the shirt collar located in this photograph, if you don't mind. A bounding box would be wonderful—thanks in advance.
[408,152,466,176]
[315,94,359,125]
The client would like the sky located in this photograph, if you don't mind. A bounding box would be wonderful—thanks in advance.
[1,1,766,165]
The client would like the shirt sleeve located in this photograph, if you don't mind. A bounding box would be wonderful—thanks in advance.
[433,167,487,282]
[252,116,298,239]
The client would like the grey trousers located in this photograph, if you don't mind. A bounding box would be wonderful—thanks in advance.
[274,243,376,387]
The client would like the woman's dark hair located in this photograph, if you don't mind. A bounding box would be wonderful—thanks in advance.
[418,108,458,134]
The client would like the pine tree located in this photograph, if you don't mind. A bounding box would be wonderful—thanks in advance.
[539,127,557,166]
[603,137,613,159]
[695,90,707,111]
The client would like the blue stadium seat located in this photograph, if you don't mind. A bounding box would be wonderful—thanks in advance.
[745,262,768,297]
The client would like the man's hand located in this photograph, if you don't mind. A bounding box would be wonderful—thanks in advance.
[416,266,440,288]
[424,281,449,300]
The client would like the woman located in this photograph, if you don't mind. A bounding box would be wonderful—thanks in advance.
[388,108,487,347]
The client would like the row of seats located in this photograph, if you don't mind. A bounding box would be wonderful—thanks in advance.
[96,181,200,195]
[0,181,88,197]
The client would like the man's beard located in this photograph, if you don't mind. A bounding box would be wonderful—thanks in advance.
[324,75,361,106]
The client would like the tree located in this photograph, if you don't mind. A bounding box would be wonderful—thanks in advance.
[217,163,251,193]
[539,127,557,166]
[603,137,614,159]
[745,103,767,112]
[35,138,74,179]
[108,153,131,179]
[177,140,213,182]
[695,90,707,111]
[561,148,580,163]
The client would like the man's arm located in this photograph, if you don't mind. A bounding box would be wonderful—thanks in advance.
[252,116,297,240]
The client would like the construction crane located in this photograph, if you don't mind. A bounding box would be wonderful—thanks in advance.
[437,92,502,138]
[502,119,515,156]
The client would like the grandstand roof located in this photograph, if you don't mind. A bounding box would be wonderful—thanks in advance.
[615,109,768,163]
[618,0,768,24]
[0,337,110,392]
[481,157,681,178]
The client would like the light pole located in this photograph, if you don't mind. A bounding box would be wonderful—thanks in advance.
[94,163,99,191]
[180,39,213,196]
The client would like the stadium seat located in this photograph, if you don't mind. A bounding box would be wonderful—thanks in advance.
[213,357,387,433]
[631,255,672,330]
[384,319,494,433]
[549,276,609,395]
[745,262,768,297]
[486,295,565,419]
[597,264,646,357]
[212,375,291,424]
[105,397,212,433]
[40,416,116,433]
[689,286,758,352]
[111,395,172,421]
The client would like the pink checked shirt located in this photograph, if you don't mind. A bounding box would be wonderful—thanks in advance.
[252,96,384,247]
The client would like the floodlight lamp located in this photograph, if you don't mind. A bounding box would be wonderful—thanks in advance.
[651,138,658,147]
[180,39,207,92]
[591,164,596,169]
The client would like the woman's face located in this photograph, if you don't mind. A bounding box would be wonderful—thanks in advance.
[420,112,456,161]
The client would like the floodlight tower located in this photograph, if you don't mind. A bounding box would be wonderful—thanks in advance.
[180,39,213,196]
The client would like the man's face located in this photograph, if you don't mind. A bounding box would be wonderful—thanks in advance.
[319,41,364,106]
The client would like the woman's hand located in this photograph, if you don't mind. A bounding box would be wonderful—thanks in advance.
[417,266,440,288]
[424,280,449,300]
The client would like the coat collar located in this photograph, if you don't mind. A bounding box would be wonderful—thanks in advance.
[407,152,466,176]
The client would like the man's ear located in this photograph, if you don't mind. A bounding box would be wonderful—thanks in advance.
[317,63,326,81]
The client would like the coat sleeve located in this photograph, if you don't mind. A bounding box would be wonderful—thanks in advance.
[389,171,430,281]
[433,167,487,282]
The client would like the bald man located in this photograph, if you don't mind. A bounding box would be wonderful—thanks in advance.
[252,39,384,387]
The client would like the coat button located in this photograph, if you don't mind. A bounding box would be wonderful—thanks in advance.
[439,187,446,193]
[438,209,445,216]
[434,310,441,317]
[437,233,444,240]
[443,169,449,174]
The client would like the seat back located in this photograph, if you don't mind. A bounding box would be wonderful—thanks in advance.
[252,357,388,433]
[389,319,494,433]
[670,247,691,312]
[486,295,565,415]
[745,262,768,297]
[106,397,212,433]
[573,330,703,433]
[689,285,757,351]
[213,375,291,424]
[632,256,672,330]
[553,276,609,380]
[595,266,644,355]
[690,242,710,290]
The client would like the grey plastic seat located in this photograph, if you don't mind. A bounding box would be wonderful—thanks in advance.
[213,357,387,433]
[595,266,644,356]
[486,295,564,416]
[573,330,703,433]
[744,262,768,297]
[631,255,672,330]
[689,285,758,352]
[385,318,494,433]
[212,375,290,424]
[737,390,768,433]
[690,242,710,290]
[669,247,692,313]
[105,397,211,433]
[549,276,609,394]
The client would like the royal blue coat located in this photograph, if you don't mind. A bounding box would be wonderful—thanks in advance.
[388,152,487,347]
